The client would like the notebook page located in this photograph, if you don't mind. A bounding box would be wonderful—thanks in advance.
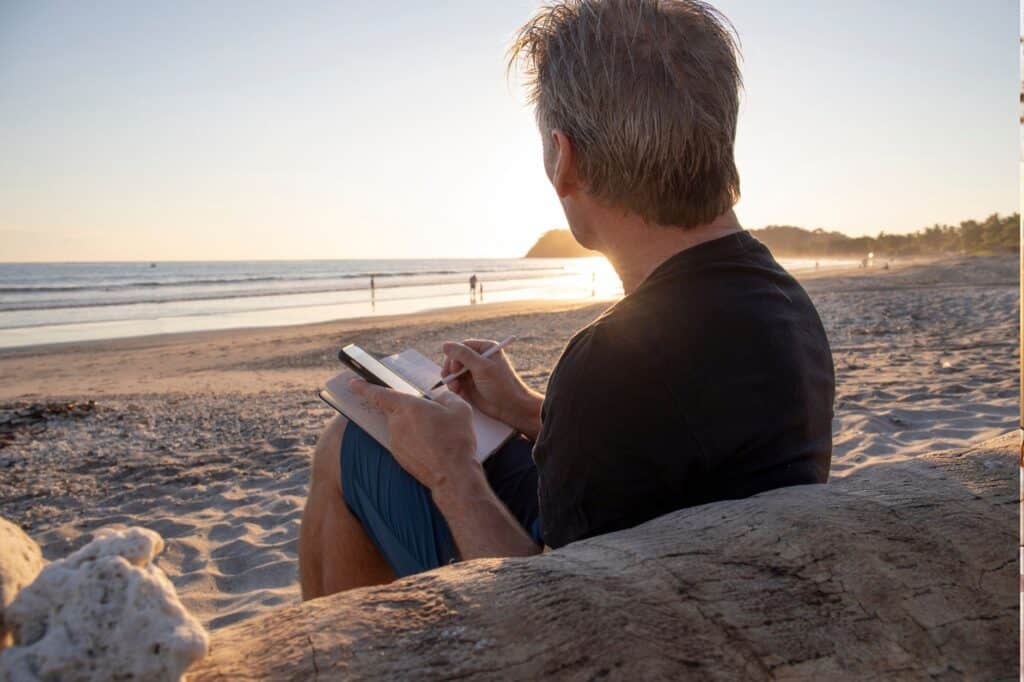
[322,349,515,462]
[384,350,516,459]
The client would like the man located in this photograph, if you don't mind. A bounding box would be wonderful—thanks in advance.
[299,0,834,597]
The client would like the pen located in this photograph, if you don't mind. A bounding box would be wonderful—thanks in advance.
[431,335,517,390]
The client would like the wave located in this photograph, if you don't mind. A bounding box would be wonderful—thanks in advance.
[0,273,598,332]
[0,264,569,295]
[0,269,583,314]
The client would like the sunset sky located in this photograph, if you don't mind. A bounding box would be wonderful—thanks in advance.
[0,0,1017,262]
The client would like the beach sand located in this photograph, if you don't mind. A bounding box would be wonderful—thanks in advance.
[0,255,1017,631]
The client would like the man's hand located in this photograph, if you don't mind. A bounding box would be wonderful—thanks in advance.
[349,378,478,495]
[349,377,541,560]
[441,339,544,440]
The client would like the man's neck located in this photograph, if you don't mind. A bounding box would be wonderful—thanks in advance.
[599,210,743,294]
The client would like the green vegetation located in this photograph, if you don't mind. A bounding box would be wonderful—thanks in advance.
[752,213,1019,258]
[525,213,1019,258]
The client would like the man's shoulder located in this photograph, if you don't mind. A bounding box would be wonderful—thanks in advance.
[560,303,644,360]
[548,303,664,400]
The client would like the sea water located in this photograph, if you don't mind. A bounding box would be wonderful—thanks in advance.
[0,258,620,348]
[0,256,849,349]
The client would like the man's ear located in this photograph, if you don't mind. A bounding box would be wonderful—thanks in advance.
[547,129,578,199]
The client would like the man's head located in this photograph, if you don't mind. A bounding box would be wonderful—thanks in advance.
[509,0,742,249]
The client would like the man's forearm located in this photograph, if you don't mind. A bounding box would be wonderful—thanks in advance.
[433,463,541,560]
[506,389,544,441]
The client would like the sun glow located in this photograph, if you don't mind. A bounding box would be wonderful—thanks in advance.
[562,256,623,298]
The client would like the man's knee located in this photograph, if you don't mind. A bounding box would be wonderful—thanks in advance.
[311,415,347,492]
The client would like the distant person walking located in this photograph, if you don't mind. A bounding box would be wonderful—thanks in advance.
[369,274,376,309]
[469,274,478,304]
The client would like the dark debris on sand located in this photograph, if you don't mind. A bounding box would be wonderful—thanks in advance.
[0,400,97,450]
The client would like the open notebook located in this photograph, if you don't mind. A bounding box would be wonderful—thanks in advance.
[319,348,516,462]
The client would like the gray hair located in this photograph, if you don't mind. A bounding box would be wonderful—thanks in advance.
[508,0,742,228]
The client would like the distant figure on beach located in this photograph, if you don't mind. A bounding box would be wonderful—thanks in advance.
[469,274,478,304]
[300,0,835,597]
[591,271,596,297]
[479,282,484,302]
[369,274,376,310]
[815,260,819,270]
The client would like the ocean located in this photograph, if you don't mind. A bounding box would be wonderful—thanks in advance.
[0,258,622,349]
[0,256,848,349]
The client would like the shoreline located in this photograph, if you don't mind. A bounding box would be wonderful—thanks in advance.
[0,252,913,355]
[0,297,606,361]
[0,257,931,403]
[0,255,927,362]
[0,297,612,401]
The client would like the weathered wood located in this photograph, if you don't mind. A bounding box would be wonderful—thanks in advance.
[191,434,1018,681]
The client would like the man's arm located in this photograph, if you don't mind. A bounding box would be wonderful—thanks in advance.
[433,462,541,559]
[500,388,543,442]
[349,379,541,559]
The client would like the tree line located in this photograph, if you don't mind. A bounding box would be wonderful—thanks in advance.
[750,213,1019,258]
[525,213,1019,258]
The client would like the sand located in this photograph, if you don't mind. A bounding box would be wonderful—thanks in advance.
[0,255,1017,631]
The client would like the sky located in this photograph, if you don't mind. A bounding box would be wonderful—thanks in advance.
[0,0,1018,262]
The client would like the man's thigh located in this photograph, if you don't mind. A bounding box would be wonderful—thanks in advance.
[340,423,540,578]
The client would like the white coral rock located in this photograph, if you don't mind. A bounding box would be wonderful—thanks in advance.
[0,527,208,681]
[0,519,44,650]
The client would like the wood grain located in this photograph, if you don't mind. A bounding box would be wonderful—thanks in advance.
[191,433,1018,680]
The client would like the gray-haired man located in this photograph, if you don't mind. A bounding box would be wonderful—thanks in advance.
[298,0,834,597]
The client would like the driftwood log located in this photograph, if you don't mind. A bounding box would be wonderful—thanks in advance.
[192,434,1018,680]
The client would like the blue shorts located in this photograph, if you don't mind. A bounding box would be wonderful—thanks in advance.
[340,422,543,578]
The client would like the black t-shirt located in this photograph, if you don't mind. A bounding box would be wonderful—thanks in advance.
[532,231,835,549]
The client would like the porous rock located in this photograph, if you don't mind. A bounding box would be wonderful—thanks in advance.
[0,519,43,650]
[0,527,208,681]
